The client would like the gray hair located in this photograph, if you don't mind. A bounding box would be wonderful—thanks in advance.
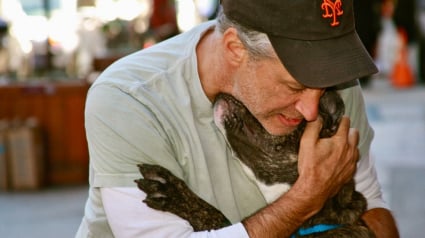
[216,7,276,61]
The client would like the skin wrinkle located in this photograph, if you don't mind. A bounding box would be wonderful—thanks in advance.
[229,55,318,136]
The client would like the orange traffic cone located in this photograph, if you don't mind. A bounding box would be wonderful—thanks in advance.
[391,28,415,88]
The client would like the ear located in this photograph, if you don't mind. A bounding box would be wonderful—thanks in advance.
[221,28,247,67]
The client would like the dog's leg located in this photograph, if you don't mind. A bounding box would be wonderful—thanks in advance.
[135,164,231,231]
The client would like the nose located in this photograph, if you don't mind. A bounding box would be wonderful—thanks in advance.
[294,88,324,121]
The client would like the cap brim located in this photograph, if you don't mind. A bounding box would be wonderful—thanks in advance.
[269,30,378,88]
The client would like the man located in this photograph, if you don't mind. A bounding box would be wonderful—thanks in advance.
[76,0,399,237]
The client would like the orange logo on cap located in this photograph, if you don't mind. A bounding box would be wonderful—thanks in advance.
[321,0,343,27]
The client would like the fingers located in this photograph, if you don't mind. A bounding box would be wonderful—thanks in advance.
[334,116,350,138]
[331,117,359,164]
[298,115,361,200]
[348,127,360,173]
[335,116,359,164]
[334,125,359,190]
[302,117,323,143]
[348,127,359,150]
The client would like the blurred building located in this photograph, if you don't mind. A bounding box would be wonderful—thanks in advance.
[0,0,219,82]
[0,0,219,189]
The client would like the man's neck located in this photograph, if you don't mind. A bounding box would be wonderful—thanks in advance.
[196,28,230,102]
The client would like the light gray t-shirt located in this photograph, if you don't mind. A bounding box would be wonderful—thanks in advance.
[76,20,384,237]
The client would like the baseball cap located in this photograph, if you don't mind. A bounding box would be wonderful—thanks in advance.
[221,0,378,88]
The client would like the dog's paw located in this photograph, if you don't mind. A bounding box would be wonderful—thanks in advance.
[135,164,231,231]
[135,164,186,211]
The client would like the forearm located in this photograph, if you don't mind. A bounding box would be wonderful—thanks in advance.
[362,208,399,238]
[242,180,325,238]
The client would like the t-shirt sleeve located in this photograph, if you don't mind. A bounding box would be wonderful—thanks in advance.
[85,83,183,187]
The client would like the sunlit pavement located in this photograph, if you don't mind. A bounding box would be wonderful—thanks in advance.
[0,78,424,238]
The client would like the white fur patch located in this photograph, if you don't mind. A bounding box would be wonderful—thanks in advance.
[289,153,298,163]
[240,162,291,204]
[257,181,291,204]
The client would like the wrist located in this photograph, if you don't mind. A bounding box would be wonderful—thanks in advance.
[286,179,326,218]
[241,179,326,238]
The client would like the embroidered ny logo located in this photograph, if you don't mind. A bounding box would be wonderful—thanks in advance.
[321,0,343,27]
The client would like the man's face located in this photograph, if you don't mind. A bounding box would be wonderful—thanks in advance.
[231,57,324,136]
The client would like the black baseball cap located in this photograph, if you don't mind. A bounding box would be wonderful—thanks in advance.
[221,0,378,88]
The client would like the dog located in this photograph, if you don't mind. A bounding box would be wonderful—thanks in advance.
[135,90,375,237]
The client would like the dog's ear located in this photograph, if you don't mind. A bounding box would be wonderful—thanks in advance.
[318,90,345,138]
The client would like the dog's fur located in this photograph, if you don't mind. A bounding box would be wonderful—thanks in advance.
[135,90,375,237]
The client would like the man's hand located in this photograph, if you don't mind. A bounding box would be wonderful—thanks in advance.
[298,116,359,201]
[242,116,360,238]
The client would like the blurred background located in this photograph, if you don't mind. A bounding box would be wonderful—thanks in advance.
[0,0,424,237]
[0,0,220,81]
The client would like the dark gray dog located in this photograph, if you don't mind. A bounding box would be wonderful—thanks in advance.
[135,90,375,237]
